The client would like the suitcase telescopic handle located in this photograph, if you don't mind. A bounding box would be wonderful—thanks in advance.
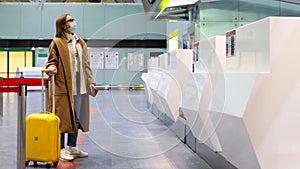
[41,69,55,114]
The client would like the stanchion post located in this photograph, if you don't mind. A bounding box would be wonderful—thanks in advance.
[17,84,27,169]
[0,93,3,116]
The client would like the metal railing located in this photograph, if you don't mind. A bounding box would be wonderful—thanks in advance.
[0,76,51,169]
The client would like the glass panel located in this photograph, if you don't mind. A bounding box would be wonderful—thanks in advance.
[200,0,239,22]
[0,52,7,75]
[199,21,237,40]
[25,51,33,67]
[9,52,25,77]
[280,1,300,16]
[239,21,252,27]
[239,0,280,22]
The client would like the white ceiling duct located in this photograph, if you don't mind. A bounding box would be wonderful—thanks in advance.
[166,0,198,7]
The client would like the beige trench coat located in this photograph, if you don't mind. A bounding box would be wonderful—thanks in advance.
[46,37,95,133]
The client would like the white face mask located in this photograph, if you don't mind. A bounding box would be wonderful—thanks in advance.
[68,21,77,32]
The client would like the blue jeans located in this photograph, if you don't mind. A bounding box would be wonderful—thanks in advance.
[61,112,81,149]
[61,72,82,149]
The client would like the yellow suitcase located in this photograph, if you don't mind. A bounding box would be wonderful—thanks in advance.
[25,70,60,168]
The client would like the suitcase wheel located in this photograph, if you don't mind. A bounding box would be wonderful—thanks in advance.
[46,163,51,168]
[33,161,38,167]
[53,161,59,167]
[25,161,29,167]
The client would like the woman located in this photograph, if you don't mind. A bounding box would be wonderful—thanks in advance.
[46,14,97,161]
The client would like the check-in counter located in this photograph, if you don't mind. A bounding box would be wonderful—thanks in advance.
[143,17,300,169]
[207,17,300,169]
[181,36,225,153]
[141,73,151,107]
[154,50,193,125]
[207,73,259,169]
[149,71,163,117]
[16,67,44,90]
[141,50,193,141]
[141,57,159,109]
[239,17,300,169]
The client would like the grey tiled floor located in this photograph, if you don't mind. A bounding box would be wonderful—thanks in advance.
[0,90,212,169]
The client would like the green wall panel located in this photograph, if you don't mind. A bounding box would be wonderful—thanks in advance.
[83,4,105,39]
[146,20,167,39]
[63,3,84,37]
[21,3,42,38]
[41,3,63,39]
[126,3,144,15]
[0,3,21,38]
[124,13,147,39]
[0,3,166,40]
[104,4,127,39]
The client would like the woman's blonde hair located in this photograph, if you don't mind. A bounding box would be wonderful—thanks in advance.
[55,14,69,37]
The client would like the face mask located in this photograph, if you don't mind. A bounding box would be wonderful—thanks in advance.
[68,21,77,32]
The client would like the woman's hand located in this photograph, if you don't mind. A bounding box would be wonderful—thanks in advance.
[89,84,98,97]
[48,65,57,75]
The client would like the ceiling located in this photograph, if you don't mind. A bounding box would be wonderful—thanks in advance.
[1,0,300,5]
[282,0,300,4]
[0,0,139,2]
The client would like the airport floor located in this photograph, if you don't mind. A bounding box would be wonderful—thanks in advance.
[0,90,212,169]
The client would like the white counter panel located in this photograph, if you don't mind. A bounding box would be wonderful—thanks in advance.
[182,73,205,111]
[241,17,300,169]
[141,73,153,105]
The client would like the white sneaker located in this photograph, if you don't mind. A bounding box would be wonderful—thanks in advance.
[68,147,88,158]
[60,148,74,161]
